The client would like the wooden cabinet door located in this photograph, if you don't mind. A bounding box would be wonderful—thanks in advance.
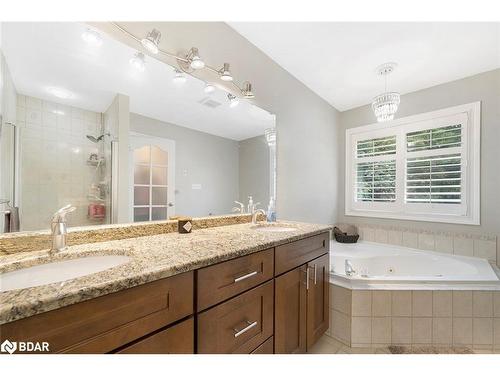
[116,318,194,354]
[197,281,274,354]
[306,253,329,351]
[274,265,307,354]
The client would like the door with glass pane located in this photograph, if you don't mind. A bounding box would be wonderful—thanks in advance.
[130,134,175,222]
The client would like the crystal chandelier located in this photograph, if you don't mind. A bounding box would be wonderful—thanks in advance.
[372,63,400,122]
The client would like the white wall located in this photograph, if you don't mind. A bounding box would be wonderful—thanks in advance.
[130,112,240,217]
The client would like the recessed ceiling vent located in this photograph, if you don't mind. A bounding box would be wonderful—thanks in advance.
[198,97,222,109]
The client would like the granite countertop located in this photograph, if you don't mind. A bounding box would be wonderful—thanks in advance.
[0,221,331,324]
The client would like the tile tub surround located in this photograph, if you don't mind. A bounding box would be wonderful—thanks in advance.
[0,213,264,256]
[0,221,331,324]
[339,223,498,265]
[326,285,500,351]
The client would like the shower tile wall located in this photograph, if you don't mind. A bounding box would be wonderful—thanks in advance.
[17,94,102,230]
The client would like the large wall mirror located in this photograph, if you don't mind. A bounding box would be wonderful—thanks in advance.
[0,22,276,233]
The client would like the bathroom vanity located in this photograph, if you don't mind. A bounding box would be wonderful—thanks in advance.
[0,222,330,354]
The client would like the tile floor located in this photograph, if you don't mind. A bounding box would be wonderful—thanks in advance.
[307,334,500,354]
[308,335,391,354]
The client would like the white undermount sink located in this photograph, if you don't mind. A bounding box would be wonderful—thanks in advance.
[0,255,131,292]
[251,224,298,233]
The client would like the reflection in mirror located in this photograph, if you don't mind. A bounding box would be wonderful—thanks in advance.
[0,22,276,233]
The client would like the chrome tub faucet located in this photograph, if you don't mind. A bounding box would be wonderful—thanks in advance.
[345,259,356,276]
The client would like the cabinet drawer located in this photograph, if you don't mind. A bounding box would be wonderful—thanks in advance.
[275,232,329,276]
[197,248,274,311]
[116,318,194,354]
[251,336,274,354]
[1,271,194,353]
[197,280,274,354]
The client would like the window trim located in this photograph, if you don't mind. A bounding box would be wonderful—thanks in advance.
[345,102,481,225]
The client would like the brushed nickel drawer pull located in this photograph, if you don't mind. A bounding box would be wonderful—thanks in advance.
[313,264,317,285]
[234,271,258,283]
[233,320,258,337]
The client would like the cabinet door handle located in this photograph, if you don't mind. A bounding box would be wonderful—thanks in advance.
[306,267,310,290]
[313,264,317,285]
[234,270,258,283]
[233,320,258,337]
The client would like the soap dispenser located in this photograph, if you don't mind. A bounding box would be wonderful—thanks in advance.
[247,196,254,214]
[267,197,276,222]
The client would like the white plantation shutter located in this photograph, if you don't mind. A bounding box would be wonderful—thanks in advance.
[354,135,397,206]
[405,124,463,205]
[406,154,462,204]
[346,102,480,225]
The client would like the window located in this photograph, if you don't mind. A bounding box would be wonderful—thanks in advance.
[345,102,480,225]
[132,145,169,222]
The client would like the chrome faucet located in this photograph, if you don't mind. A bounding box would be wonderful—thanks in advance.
[345,259,356,276]
[232,201,245,214]
[252,209,266,224]
[50,205,76,254]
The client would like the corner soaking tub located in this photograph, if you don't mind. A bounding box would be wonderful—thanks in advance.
[330,241,500,290]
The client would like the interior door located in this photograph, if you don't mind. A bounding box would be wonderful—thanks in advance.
[274,265,307,354]
[306,253,330,350]
[129,133,175,222]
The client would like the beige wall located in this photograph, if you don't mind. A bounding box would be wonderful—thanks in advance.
[337,69,500,262]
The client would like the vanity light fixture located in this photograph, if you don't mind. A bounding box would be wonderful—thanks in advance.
[173,69,187,84]
[47,87,74,99]
[204,83,216,94]
[241,81,255,99]
[187,47,205,70]
[372,63,400,122]
[81,28,103,46]
[228,93,239,108]
[141,28,162,54]
[219,63,233,82]
[130,52,146,72]
[110,23,257,100]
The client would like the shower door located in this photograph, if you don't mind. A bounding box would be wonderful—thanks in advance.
[129,133,175,222]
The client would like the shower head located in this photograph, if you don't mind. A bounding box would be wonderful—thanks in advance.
[86,133,110,143]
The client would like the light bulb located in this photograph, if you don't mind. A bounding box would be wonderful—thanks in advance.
[130,52,146,72]
[242,81,255,99]
[219,63,233,82]
[141,29,161,54]
[186,47,205,69]
[204,83,215,94]
[190,56,205,69]
[82,28,103,46]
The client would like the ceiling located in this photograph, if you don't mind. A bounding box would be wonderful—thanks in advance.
[229,22,500,111]
[2,22,275,141]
